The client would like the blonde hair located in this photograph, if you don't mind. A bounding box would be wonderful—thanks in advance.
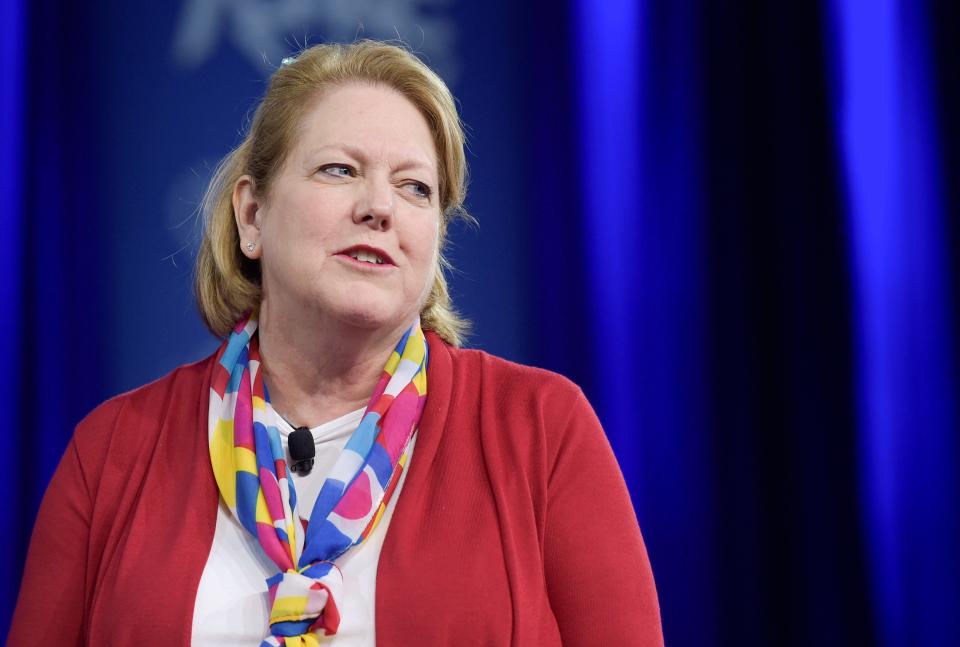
[194,40,471,345]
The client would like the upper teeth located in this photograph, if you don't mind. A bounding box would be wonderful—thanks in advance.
[349,250,384,264]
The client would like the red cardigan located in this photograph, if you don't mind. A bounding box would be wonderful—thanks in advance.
[10,333,663,646]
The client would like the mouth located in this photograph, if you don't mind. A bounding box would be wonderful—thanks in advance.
[334,244,396,267]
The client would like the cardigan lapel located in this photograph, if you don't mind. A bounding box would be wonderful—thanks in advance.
[396,331,453,499]
[374,332,454,640]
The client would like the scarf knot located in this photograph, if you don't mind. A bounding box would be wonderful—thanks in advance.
[262,564,343,643]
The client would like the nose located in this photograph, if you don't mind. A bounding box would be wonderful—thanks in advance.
[353,175,394,231]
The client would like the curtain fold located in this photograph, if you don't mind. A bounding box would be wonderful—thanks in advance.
[0,0,26,633]
[4,0,108,635]
[830,0,960,643]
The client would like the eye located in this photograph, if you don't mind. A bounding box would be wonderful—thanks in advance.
[318,164,354,178]
[403,181,432,200]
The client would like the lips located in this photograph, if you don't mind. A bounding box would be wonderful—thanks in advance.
[334,244,396,266]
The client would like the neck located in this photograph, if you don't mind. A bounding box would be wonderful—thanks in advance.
[256,297,413,428]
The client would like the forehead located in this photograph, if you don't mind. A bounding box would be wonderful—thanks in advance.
[291,82,437,175]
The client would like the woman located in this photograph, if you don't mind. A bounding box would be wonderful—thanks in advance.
[9,41,663,646]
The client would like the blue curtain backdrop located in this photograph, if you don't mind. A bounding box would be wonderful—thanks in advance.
[4,0,959,644]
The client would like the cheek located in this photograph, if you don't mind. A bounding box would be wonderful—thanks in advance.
[263,190,341,242]
[411,221,440,272]
[402,218,440,294]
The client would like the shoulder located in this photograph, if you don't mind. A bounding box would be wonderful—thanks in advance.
[71,353,217,458]
[443,342,586,413]
[426,334,597,450]
[426,337,614,508]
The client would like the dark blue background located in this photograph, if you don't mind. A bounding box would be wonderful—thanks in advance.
[4,0,959,644]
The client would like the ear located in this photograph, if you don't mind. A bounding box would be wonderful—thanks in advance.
[233,175,262,259]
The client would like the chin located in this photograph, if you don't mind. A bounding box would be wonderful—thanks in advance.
[327,294,408,332]
[336,309,394,331]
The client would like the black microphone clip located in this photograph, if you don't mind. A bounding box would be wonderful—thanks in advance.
[289,426,316,474]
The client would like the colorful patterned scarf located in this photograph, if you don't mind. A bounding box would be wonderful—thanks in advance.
[208,314,428,646]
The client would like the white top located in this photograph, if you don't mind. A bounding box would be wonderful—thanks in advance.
[191,407,416,646]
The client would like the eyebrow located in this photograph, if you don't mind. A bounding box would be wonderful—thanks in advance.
[307,143,435,176]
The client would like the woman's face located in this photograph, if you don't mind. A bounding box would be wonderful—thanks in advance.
[239,82,441,334]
